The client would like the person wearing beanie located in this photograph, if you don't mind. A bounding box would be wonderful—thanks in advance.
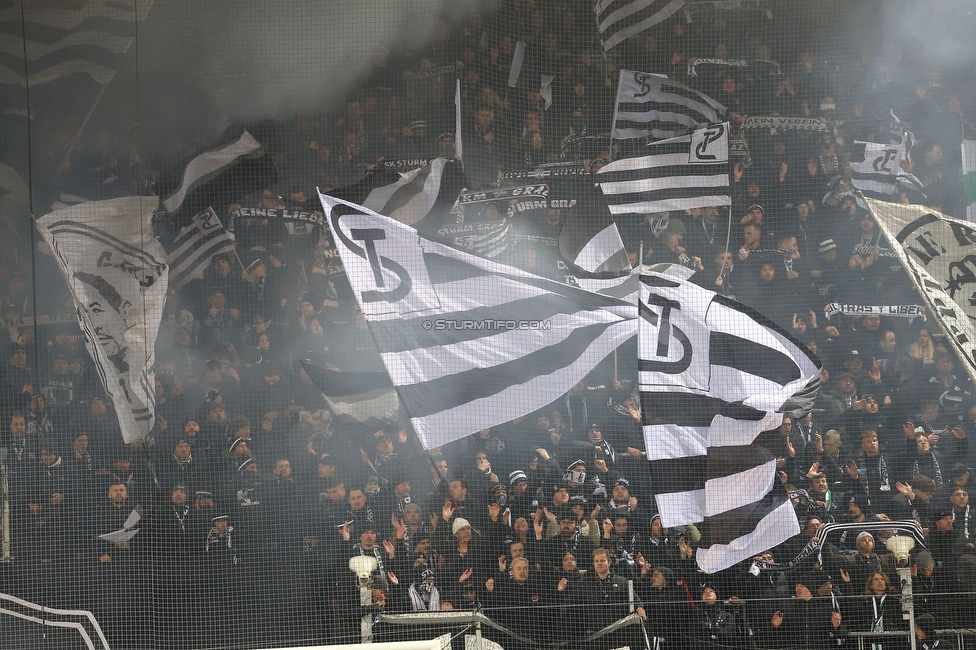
[824,529,896,593]
[912,550,957,629]
[914,613,943,650]
[691,584,745,647]
[926,504,969,567]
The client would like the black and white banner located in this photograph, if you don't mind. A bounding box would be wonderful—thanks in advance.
[866,198,976,384]
[499,162,589,180]
[36,197,167,444]
[383,158,434,172]
[639,272,821,573]
[686,58,747,76]
[317,189,637,449]
[739,116,828,133]
[823,303,925,320]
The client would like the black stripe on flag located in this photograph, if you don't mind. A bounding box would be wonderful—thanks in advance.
[648,445,775,495]
[596,163,728,185]
[595,0,685,51]
[702,488,792,547]
[640,391,768,426]
[709,332,802,386]
[423,252,630,312]
[711,294,820,368]
[648,456,706,493]
[396,321,618,418]
[604,185,730,208]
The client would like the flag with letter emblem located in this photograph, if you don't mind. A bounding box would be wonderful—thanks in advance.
[597,123,732,215]
[639,271,821,573]
[166,207,236,290]
[317,189,637,450]
[612,71,726,141]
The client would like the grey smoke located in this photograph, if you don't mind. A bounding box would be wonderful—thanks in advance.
[132,0,489,147]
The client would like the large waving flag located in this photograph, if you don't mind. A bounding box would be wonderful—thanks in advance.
[612,71,726,141]
[166,208,237,290]
[639,271,821,573]
[849,140,925,203]
[0,0,155,87]
[36,196,167,444]
[158,128,278,219]
[597,122,732,215]
[864,198,976,386]
[594,0,685,52]
[318,190,638,449]
[327,158,465,228]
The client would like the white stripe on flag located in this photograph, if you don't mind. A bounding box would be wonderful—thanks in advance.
[654,489,705,527]
[382,310,622,385]
[643,424,707,461]
[599,173,730,195]
[388,159,446,225]
[600,0,686,50]
[574,223,627,273]
[362,167,425,214]
[412,318,635,448]
[965,140,976,222]
[607,195,732,215]
[704,459,777,517]
[162,131,261,213]
[696,499,801,573]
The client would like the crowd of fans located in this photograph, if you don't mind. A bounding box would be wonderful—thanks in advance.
[3,1,976,649]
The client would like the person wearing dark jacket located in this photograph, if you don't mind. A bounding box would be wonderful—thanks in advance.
[483,557,546,645]
[851,571,907,650]
[565,547,646,640]
[768,573,844,650]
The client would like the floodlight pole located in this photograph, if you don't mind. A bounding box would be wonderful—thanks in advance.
[896,566,916,650]
[1,453,11,562]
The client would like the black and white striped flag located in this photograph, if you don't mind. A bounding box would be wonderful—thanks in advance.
[639,272,821,573]
[166,208,236,290]
[889,110,916,164]
[301,362,399,430]
[594,0,685,51]
[159,129,278,218]
[612,70,726,141]
[327,157,465,228]
[597,122,732,216]
[0,0,154,86]
[850,140,925,203]
[317,190,637,450]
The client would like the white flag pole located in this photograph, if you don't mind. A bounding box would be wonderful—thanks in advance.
[608,69,625,162]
